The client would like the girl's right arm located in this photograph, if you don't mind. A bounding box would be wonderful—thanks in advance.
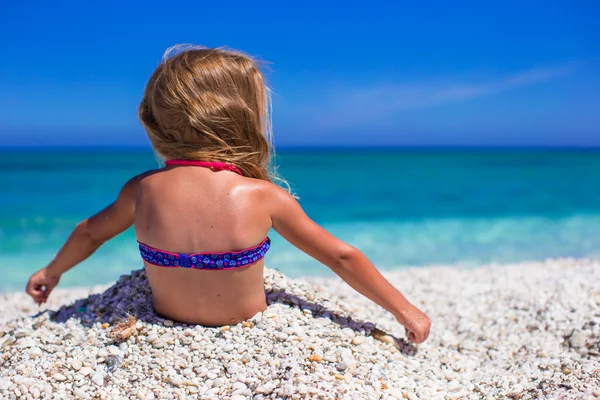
[265,184,431,344]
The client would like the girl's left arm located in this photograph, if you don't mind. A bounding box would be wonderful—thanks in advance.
[25,173,146,304]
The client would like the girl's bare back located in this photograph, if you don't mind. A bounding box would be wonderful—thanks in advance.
[135,165,271,326]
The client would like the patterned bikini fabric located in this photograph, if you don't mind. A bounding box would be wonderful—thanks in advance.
[138,237,270,270]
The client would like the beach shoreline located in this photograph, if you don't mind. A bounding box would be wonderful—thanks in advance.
[1,259,599,399]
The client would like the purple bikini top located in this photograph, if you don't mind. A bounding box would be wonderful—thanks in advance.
[137,160,270,270]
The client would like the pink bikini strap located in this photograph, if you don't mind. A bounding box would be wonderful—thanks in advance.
[165,160,243,176]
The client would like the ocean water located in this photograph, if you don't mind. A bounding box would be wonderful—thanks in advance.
[1,148,599,291]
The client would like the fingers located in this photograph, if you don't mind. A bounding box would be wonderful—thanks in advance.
[406,328,430,344]
[409,332,416,343]
[25,282,46,304]
[25,276,54,305]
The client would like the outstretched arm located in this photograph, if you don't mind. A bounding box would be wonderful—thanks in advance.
[25,174,144,304]
[266,184,431,343]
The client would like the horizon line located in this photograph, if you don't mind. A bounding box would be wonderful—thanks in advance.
[1,144,600,152]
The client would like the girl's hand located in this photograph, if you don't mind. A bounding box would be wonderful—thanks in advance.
[397,304,431,344]
[25,267,61,305]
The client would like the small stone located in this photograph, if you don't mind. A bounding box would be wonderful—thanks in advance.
[163,320,174,327]
[220,325,231,332]
[242,321,254,328]
[227,362,239,374]
[91,373,104,386]
[29,346,43,358]
[569,331,587,348]
[1,336,16,348]
[341,328,355,338]
[14,330,28,338]
[80,367,92,376]
[70,359,83,371]
[170,376,183,386]
[31,387,41,399]
[146,334,158,343]
[107,345,122,356]
[214,378,225,387]
[73,387,88,399]
[335,362,347,372]
[352,336,365,345]
[153,340,166,349]
[231,395,246,400]
[52,373,67,382]
[308,355,323,363]
[101,323,109,329]
[136,392,146,400]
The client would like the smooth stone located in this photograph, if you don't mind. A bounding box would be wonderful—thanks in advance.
[335,362,348,372]
[107,345,122,356]
[52,373,67,382]
[341,328,355,338]
[170,376,183,386]
[71,359,83,371]
[232,382,247,391]
[91,373,104,386]
[227,362,239,374]
[29,347,43,358]
[352,336,365,345]
[79,367,92,376]
[73,387,88,399]
[569,331,587,348]
[146,334,158,343]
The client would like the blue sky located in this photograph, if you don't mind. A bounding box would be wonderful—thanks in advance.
[1,1,599,147]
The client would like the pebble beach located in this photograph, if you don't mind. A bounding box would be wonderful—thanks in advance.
[1,259,599,400]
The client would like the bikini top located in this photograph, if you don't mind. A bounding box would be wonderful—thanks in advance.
[137,160,271,270]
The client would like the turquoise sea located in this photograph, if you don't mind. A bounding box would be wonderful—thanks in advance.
[1,148,599,292]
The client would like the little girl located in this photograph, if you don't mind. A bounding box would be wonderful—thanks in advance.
[26,45,431,343]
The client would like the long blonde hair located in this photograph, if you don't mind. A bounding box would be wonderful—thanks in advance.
[139,45,276,182]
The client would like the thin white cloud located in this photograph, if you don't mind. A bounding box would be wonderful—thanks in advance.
[301,63,576,129]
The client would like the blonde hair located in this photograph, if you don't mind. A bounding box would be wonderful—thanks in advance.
[139,45,277,182]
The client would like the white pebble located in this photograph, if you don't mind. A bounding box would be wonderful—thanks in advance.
[352,336,365,345]
[170,376,183,386]
[227,362,239,374]
[29,347,43,358]
[107,345,122,356]
[70,358,83,371]
[52,373,67,382]
[341,328,355,338]
[31,387,41,399]
[91,373,104,386]
[73,387,88,399]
